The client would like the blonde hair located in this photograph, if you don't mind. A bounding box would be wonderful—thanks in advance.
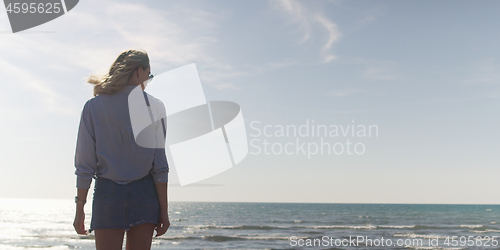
[87,49,150,96]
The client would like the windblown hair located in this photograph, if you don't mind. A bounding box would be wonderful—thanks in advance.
[87,49,150,96]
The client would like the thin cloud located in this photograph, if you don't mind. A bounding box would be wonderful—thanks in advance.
[1,0,310,94]
[314,14,341,51]
[0,59,76,116]
[270,0,342,63]
[0,0,249,106]
[270,0,311,44]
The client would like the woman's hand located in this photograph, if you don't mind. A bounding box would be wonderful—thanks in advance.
[155,209,170,237]
[73,209,88,235]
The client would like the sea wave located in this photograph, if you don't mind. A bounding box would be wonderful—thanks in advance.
[405,247,466,250]
[190,225,288,230]
[393,233,447,239]
[301,225,377,230]
[187,224,491,231]
[459,224,483,228]
[201,235,295,242]
[472,229,500,233]
[378,225,416,229]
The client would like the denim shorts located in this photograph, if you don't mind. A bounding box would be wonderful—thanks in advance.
[88,174,160,233]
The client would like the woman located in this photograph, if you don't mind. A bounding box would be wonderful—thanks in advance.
[72,49,170,250]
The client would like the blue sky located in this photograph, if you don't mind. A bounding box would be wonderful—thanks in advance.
[0,0,498,204]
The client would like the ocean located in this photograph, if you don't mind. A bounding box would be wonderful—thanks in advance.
[0,198,499,249]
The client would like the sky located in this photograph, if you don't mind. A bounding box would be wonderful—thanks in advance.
[0,0,499,204]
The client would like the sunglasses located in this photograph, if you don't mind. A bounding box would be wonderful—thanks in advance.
[141,72,156,89]
[147,73,156,84]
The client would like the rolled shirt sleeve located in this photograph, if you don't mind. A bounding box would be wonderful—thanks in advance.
[151,145,169,183]
[150,98,169,183]
[74,100,97,189]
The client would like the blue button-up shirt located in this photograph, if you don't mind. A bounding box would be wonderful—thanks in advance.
[74,85,169,189]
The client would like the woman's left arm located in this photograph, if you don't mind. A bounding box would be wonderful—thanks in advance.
[73,188,89,235]
[73,101,97,235]
[155,182,168,210]
[154,182,170,237]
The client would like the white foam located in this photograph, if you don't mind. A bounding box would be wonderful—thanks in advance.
[378,225,416,229]
[393,233,446,239]
[306,224,377,230]
[459,224,483,228]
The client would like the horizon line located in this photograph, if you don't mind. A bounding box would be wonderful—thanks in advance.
[0,198,498,206]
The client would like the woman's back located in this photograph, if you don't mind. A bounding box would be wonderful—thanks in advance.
[75,85,169,189]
